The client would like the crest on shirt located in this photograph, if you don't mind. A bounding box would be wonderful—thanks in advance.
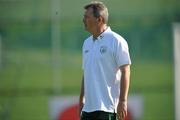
[100,46,107,54]
[84,50,89,53]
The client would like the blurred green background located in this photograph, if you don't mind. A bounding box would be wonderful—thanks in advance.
[0,0,179,120]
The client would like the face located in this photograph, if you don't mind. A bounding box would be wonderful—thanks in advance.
[83,7,98,32]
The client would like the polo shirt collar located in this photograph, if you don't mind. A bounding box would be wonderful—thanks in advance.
[93,27,111,40]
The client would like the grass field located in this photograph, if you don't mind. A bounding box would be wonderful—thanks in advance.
[0,48,174,120]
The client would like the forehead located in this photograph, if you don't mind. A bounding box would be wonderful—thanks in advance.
[84,7,94,16]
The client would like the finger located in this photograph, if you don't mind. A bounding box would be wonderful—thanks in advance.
[121,110,127,120]
[123,109,128,119]
[124,110,127,117]
[117,112,122,120]
[122,111,125,119]
[119,111,124,120]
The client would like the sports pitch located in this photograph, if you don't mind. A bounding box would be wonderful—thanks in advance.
[0,49,174,120]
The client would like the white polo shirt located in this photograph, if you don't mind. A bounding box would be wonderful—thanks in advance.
[82,27,131,113]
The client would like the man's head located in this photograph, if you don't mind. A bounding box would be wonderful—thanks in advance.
[83,1,109,33]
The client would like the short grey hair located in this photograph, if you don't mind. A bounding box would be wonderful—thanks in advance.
[84,1,109,24]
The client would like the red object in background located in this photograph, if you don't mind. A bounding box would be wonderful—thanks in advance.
[58,103,132,120]
[58,104,79,120]
[125,110,132,120]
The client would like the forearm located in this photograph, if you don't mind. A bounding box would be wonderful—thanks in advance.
[119,65,130,102]
[79,76,84,111]
[79,79,84,104]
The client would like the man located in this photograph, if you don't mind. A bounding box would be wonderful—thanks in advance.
[79,1,131,120]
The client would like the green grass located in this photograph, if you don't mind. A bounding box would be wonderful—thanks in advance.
[0,48,174,120]
[143,92,174,120]
[0,96,49,120]
[131,62,173,91]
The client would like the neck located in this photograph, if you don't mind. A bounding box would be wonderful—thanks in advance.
[92,24,107,40]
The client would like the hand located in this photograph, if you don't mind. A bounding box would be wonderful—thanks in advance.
[117,101,127,120]
[79,102,84,117]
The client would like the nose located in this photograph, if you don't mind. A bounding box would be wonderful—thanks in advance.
[83,17,85,23]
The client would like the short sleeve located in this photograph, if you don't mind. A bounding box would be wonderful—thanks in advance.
[114,38,131,67]
[82,42,85,70]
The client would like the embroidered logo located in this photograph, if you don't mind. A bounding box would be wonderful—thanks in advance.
[85,50,89,53]
[100,35,104,39]
[100,46,107,54]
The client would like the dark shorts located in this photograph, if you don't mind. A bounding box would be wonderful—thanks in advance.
[80,111,117,120]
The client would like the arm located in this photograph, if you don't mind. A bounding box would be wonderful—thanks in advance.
[117,64,131,120]
[79,75,84,116]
